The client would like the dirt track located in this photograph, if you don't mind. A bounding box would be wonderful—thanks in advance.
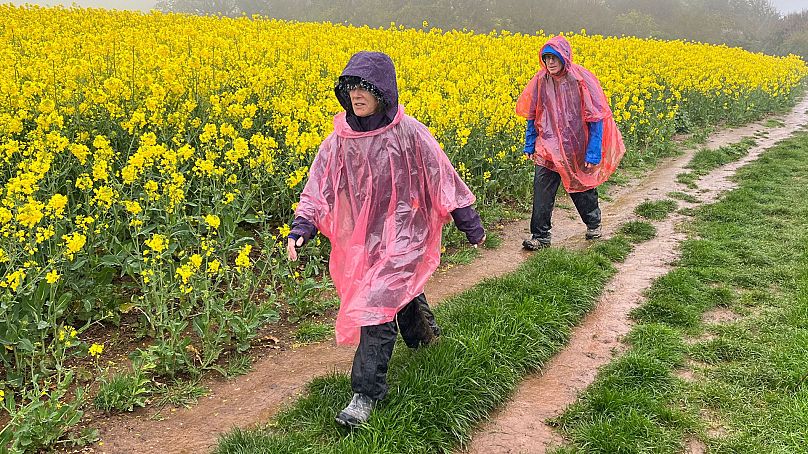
[93,97,808,454]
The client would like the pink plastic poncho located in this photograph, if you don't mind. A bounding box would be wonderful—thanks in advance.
[295,105,476,345]
[516,35,625,192]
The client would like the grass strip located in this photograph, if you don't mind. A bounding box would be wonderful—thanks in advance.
[215,245,624,453]
[552,132,808,453]
[634,199,678,220]
[676,138,757,188]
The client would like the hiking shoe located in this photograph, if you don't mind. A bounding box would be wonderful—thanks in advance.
[336,393,376,428]
[585,225,602,240]
[522,235,551,251]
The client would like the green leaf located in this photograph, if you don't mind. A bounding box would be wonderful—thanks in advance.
[55,292,73,318]
[240,215,261,224]
[69,257,88,271]
[17,338,35,353]
[99,254,123,267]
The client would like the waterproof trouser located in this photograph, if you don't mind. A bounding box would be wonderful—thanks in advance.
[351,294,440,401]
[530,165,601,238]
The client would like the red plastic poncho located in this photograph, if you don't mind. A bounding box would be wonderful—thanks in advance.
[516,35,625,192]
[295,106,476,345]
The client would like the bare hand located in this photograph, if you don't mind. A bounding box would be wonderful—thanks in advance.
[530,153,542,165]
[287,236,304,261]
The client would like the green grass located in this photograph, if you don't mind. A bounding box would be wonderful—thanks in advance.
[667,191,700,204]
[589,235,633,262]
[617,220,657,243]
[682,126,714,147]
[223,353,254,378]
[94,367,151,413]
[442,228,505,267]
[763,119,785,128]
[676,138,758,189]
[153,379,209,409]
[295,321,333,343]
[554,132,808,453]
[215,219,661,454]
[686,138,757,172]
[588,220,657,263]
[634,199,678,220]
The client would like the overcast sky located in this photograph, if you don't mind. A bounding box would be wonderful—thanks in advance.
[8,0,808,14]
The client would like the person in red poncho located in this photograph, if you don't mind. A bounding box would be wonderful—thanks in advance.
[286,51,485,428]
[516,35,625,250]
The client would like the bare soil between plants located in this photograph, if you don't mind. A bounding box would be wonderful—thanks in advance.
[88,98,808,454]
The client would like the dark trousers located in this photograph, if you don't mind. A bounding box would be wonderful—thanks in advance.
[531,165,601,238]
[351,294,440,401]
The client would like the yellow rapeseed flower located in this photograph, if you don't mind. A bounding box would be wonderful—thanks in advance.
[204,214,220,230]
[62,232,87,260]
[88,343,104,357]
[16,200,45,228]
[235,244,252,269]
[189,253,202,270]
[46,194,68,218]
[175,264,193,284]
[46,269,60,284]
[207,259,221,274]
[145,234,168,254]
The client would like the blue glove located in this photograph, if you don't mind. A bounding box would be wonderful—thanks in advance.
[524,119,537,155]
[585,120,603,165]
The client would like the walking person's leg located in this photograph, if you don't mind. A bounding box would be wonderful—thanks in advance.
[398,294,440,348]
[338,321,397,427]
[569,187,602,239]
[338,294,441,427]
[525,165,560,250]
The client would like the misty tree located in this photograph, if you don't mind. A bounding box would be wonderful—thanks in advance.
[612,10,663,39]
[155,0,271,17]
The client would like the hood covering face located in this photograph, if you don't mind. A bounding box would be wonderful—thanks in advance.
[539,36,573,70]
[516,35,625,192]
[335,51,400,132]
[540,46,565,70]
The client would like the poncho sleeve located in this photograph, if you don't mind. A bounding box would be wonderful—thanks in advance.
[516,74,540,120]
[411,121,476,221]
[578,68,613,123]
[294,134,337,227]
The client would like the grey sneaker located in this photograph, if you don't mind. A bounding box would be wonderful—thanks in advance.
[336,393,376,428]
[522,235,551,251]
[585,225,602,240]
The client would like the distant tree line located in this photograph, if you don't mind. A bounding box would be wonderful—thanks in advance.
[154,0,808,60]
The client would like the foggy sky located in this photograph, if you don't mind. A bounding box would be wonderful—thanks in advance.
[8,0,808,15]
[10,0,155,11]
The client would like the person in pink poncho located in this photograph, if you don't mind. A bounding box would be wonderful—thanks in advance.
[516,35,625,250]
[286,51,486,428]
